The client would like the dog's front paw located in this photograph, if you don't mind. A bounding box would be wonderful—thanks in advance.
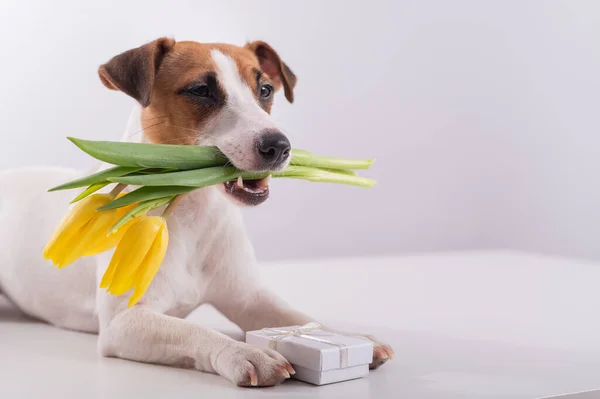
[215,343,295,387]
[364,335,394,370]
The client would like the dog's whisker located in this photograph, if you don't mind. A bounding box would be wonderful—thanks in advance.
[167,124,203,134]
[221,160,233,171]
[131,122,222,144]
[168,125,222,142]
[168,124,223,140]
[141,113,168,119]
[128,120,168,138]
[145,131,202,145]
[140,115,169,122]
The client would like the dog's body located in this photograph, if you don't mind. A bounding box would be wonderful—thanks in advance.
[0,39,392,387]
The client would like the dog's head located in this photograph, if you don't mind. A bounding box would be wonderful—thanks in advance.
[98,38,297,206]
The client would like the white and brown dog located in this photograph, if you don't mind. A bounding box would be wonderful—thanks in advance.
[0,38,393,387]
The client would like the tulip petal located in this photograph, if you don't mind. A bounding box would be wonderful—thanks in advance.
[104,219,145,294]
[99,224,132,289]
[53,219,93,268]
[84,222,128,257]
[56,209,119,268]
[100,213,145,290]
[46,222,87,265]
[106,217,163,295]
[43,194,111,261]
[100,237,125,289]
[128,223,169,307]
[83,203,138,257]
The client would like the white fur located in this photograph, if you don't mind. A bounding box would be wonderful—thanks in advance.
[0,109,312,385]
[0,50,390,386]
[207,50,287,171]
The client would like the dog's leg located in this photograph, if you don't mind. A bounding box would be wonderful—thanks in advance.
[97,296,295,386]
[208,280,394,370]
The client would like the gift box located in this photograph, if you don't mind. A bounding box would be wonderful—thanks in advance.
[245,322,373,385]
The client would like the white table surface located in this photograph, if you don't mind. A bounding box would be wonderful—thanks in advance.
[2,251,600,399]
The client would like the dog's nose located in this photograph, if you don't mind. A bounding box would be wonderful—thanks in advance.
[256,131,291,168]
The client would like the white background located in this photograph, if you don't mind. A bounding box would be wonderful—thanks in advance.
[1,0,599,261]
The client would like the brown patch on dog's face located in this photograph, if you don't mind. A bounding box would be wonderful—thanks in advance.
[141,42,222,145]
[99,39,296,148]
[137,42,279,145]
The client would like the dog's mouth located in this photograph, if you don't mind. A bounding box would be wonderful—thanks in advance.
[223,175,271,206]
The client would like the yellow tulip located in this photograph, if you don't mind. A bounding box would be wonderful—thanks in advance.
[44,194,115,268]
[82,209,136,257]
[101,216,169,307]
[44,193,136,267]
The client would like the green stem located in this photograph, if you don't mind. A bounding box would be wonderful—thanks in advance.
[109,183,128,198]
[290,149,375,170]
[69,182,109,204]
[98,186,197,211]
[108,166,375,188]
[109,196,175,234]
[241,167,375,188]
[161,195,184,218]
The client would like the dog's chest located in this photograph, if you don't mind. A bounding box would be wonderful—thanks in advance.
[155,189,242,313]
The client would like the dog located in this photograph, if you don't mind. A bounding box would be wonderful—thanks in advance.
[0,38,393,387]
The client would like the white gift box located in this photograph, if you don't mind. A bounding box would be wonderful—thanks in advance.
[245,322,373,385]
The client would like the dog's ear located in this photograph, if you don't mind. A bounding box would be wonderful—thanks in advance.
[245,41,297,103]
[98,38,175,107]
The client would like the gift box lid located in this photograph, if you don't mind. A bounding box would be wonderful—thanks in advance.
[246,323,374,372]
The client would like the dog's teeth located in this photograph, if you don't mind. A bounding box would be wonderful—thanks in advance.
[237,175,244,189]
[257,174,272,189]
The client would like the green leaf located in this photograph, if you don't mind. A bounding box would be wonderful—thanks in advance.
[109,165,375,190]
[108,166,241,187]
[109,196,174,234]
[68,137,228,170]
[69,183,109,204]
[98,185,196,211]
[268,166,376,188]
[319,168,357,176]
[290,149,375,170]
[48,166,142,191]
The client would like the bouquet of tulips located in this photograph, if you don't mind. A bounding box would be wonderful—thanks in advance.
[44,138,376,306]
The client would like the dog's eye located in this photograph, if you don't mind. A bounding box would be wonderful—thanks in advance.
[259,84,273,100]
[188,85,210,98]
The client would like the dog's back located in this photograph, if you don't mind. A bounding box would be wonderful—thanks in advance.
[0,167,99,332]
